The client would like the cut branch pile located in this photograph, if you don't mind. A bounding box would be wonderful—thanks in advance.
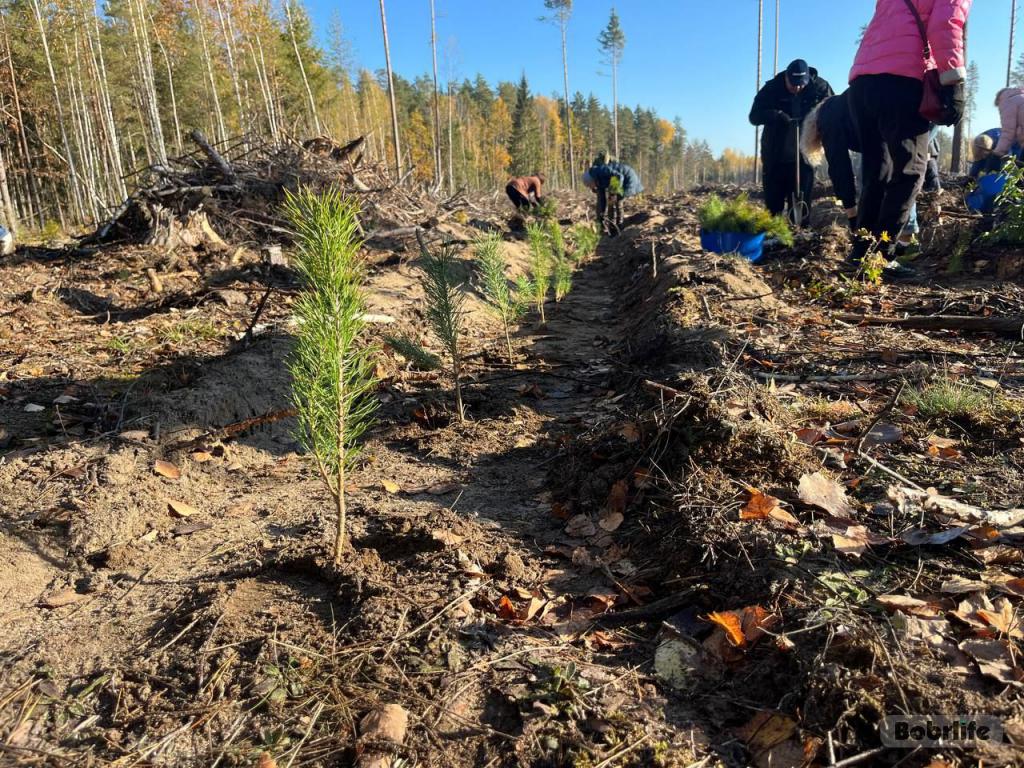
[90,132,442,249]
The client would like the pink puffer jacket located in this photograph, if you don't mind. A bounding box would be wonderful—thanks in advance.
[995,89,1024,156]
[850,0,971,85]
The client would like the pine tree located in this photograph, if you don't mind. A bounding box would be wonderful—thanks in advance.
[543,0,576,188]
[284,189,378,561]
[598,8,626,159]
[508,74,542,176]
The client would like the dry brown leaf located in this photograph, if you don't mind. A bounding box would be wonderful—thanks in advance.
[927,434,959,449]
[598,511,624,532]
[940,576,987,594]
[959,638,1022,686]
[381,479,400,494]
[564,514,597,539]
[798,472,856,517]
[741,605,779,643]
[618,422,640,443]
[977,545,1024,565]
[39,589,86,608]
[257,753,278,768]
[519,597,547,622]
[430,529,462,547]
[795,427,826,445]
[977,597,1024,639]
[166,498,199,518]
[707,611,746,647]
[497,596,517,621]
[605,480,628,515]
[832,526,873,558]
[741,488,799,527]
[427,481,459,495]
[927,444,962,460]
[190,451,213,463]
[876,594,939,616]
[734,710,798,754]
[153,460,181,480]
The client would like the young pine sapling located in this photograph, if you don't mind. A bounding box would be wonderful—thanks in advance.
[419,235,468,421]
[284,189,378,561]
[548,220,572,301]
[525,221,552,323]
[475,232,527,363]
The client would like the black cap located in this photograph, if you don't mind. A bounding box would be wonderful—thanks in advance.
[786,59,810,87]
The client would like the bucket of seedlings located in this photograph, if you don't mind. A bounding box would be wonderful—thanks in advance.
[698,194,793,263]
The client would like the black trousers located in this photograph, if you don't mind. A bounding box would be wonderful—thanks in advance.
[849,74,930,239]
[596,188,623,235]
[506,184,532,210]
[763,160,814,226]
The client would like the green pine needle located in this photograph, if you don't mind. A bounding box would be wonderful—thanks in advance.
[384,333,442,371]
[525,221,552,323]
[284,187,378,560]
[476,232,527,363]
[419,236,468,420]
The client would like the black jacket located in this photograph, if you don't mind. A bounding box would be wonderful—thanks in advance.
[815,90,859,209]
[750,68,834,166]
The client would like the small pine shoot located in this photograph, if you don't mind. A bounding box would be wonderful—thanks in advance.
[569,223,599,261]
[553,259,573,302]
[284,188,378,561]
[476,232,527,363]
[419,235,468,421]
[525,221,552,324]
[384,333,442,371]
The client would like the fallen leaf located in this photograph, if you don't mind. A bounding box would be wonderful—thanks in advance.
[497,595,517,621]
[427,482,459,495]
[940,576,987,594]
[795,427,826,445]
[976,545,1024,566]
[927,434,959,449]
[598,511,624,532]
[832,526,872,558]
[798,472,856,517]
[707,611,746,646]
[23,403,45,413]
[381,479,400,494]
[900,526,970,546]
[359,703,409,747]
[959,638,1022,686]
[53,394,78,405]
[154,460,181,480]
[39,589,86,608]
[257,752,278,768]
[519,597,547,622]
[564,514,597,539]
[190,451,213,463]
[166,498,199,518]
[619,422,640,443]
[173,521,212,536]
[977,598,1024,639]
[604,480,628,516]
[740,487,800,527]
[734,710,798,755]
[877,594,939,616]
[861,422,903,447]
[431,529,462,547]
[927,444,962,460]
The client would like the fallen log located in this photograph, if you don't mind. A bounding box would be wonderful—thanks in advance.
[189,129,235,182]
[836,313,1024,338]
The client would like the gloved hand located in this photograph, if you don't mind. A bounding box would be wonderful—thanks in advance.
[939,82,965,126]
[773,110,791,125]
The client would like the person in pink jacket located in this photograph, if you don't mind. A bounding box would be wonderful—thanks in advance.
[993,87,1024,161]
[848,0,971,280]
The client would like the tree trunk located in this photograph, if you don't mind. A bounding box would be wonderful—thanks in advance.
[559,14,576,190]
[194,0,228,144]
[429,0,442,188]
[285,0,322,136]
[755,0,763,185]
[612,56,619,159]
[378,0,403,181]
[1010,0,1018,88]
[213,0,246,135]
[951,22,968,173]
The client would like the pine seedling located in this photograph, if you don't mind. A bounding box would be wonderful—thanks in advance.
[526,221,552,323]
[284,188,378,561]
[547,220,573,301]
[419,236,468,421]
[569,222,599,261]
[384,333,442,371]
[476,232,527,363]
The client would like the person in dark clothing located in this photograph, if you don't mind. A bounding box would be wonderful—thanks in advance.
[802,90,860,229]
[505,174,545,211]
[583,161,643,236]
[750,59,834,227]
[923,134,942,192]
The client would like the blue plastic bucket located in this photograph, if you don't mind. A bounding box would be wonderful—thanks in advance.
[966,173,1008,214]
[700,230,767,263]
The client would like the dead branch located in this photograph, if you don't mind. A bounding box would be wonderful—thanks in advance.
[836,312,1024,339]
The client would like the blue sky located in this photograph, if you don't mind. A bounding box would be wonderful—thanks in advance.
[314,1,1012,156]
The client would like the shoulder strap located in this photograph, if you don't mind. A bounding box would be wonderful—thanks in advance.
[900,0,932,60]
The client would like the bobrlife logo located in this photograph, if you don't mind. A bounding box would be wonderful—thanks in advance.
[881,716,1003,748]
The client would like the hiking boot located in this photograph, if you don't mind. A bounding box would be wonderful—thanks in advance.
[881,260,917,282]
[847,234,877,265]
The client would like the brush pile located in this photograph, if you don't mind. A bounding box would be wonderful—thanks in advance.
[91,132,442,249]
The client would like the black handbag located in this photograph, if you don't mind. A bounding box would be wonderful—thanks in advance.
[901,0,956,125]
